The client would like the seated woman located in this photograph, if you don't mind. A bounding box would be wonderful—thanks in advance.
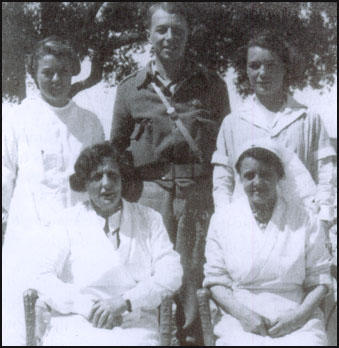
[204,140,332,346]
[33,142,183,346]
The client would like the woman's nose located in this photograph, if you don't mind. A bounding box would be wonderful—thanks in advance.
[102,174,111,187]
[253,175,263,185]
[258,65,267,77]
[165,28,173,40]
[51,73,60,82]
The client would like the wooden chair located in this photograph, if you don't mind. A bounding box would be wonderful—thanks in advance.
[197,283,338,347]
[24,289,175,346]
[196,288,215,346]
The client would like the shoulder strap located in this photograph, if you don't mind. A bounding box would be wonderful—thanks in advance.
[150,82,204,163]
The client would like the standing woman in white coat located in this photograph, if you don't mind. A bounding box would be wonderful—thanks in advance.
[2,36,105,345]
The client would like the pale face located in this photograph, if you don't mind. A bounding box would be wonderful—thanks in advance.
[149,8,189,63]
[36,54,72,107]
[247,46,286,97]
[86,157,122,217]
[239,157,280,207]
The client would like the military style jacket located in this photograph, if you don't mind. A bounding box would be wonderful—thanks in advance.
[111,61,230,180]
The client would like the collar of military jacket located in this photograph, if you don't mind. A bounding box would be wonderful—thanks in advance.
[238,94,308,137]
[136,59,209,90]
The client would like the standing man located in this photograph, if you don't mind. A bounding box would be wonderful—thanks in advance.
[111,3,229,345]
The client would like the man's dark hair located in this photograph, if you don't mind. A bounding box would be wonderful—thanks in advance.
[146,2,191,30]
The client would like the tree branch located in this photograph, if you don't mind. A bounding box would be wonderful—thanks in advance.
[69,32,145,97]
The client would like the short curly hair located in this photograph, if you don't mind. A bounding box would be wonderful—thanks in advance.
[69,142,142,202]
[235,147,285,180]
[234,29,303,96]
[27,35,80,86]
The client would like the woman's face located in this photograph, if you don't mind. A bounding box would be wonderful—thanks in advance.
[86,157,122,217]
[36,54,72,107]
[239,156,280,206]
[247,46,286,98]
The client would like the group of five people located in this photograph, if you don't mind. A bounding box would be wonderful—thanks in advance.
[2,2,336,346]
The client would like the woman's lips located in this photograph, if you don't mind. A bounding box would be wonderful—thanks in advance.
[101,192,116,200]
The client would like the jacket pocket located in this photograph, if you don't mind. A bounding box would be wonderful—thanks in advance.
[130,119,158,167]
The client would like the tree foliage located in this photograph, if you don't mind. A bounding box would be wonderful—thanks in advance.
[2,2,337,102]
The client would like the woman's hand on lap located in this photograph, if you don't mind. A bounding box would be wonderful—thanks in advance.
[239,311,271,336]
[268,309,305,337]
[88,297,127,329]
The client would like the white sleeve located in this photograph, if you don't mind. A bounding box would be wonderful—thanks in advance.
[211,120,234,209]
[2,112,18,215]
[304,218,332,290]
[316,157,337,221]
[123,212,183,310]
[213,164,234,209]
[203,214,233,289]
[311,113,337,221]
[33,226,96,318]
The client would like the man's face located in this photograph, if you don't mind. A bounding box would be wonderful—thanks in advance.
[149,8,189,63]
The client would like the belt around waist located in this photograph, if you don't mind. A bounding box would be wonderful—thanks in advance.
[138,162,211,181]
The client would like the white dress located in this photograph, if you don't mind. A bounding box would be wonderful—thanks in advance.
[2,96,105,346]
[204,196,332,346]
[32,199,182,346]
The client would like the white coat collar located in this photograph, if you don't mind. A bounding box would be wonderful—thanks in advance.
[238,95,308,137]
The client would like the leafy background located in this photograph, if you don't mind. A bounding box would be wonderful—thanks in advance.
[2,2,337,138]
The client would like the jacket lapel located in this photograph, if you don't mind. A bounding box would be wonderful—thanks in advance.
[270,96,308,137]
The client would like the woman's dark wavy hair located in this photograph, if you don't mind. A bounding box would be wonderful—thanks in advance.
[27,35,80,86]
[69,142,142,202]
[234,29,303,96]
[235,147,285,179]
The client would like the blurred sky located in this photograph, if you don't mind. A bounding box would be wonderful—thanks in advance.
[5,45,337,140]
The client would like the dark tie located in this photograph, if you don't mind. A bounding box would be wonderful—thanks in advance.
[104,217,120,249]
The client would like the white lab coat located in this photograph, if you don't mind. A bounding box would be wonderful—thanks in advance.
[33,199,182,346]
[2,96,105,345]
[204,196,332,346]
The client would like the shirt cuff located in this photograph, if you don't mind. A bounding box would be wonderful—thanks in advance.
[203,275,233,289]
[319,205,335,221]
[304,272,332,291]
[123,285,165,311]
[211,152,230,166]
[72,294,96,318]
[316,147,336,161]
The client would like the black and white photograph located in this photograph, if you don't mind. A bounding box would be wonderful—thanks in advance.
[2,2,337,346]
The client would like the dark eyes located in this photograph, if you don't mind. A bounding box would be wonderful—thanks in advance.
[91,172,120,182]
[156,26,185,37]
[248,62,277,70]
[42,68,70,77]
[243,171,272,180]
[244,172,256,180]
